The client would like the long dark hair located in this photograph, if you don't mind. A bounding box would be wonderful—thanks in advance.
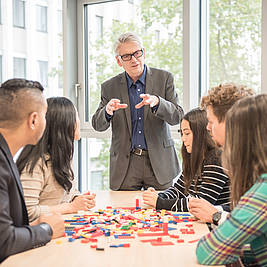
[181,108,215,193]
[223,94,267,207]
[16,97,77,192]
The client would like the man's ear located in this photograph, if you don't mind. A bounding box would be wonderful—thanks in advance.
[28,112,38,130]
[116,56,123,67]
[143,47,145,59]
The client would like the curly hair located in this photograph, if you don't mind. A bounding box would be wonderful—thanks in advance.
[200,83,254,122]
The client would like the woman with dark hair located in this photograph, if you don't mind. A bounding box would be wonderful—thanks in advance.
[142,108,229,211]
[196,94,267,266]
[16,97,95,223]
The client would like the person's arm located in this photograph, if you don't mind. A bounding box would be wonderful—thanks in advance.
[196,180,266,265]
[156,173,190,211]
[20,164,50,222]
[91,85,112,131]
[0,162,52,262]
[21,163,96,222]
[196,163,229,206]
[188,161,230,223]
[152,72,184,125]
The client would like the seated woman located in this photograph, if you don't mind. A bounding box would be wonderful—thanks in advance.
[196,94,267,266]
[142,108,230,211]
[16,97,96,223]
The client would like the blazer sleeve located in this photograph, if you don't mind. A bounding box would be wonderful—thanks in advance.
[0,158,51,263]
[153,72,184,125]
[91,83,111,132]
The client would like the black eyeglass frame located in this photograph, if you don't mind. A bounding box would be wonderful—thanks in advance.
[119,49,143,61]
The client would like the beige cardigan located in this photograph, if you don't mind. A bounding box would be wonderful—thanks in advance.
[20,157,80,222]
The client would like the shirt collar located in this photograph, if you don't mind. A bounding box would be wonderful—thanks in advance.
[126,64,147,87]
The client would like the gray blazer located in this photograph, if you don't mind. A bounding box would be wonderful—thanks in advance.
[92,66,184,190]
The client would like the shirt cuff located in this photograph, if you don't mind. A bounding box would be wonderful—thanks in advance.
[215,205,223,212]
[151,97,160,113]
[218,210,229,225]
[105,110,113,122]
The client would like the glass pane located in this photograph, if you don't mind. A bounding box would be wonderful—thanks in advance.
[37,60,48,88]
[82,0,183,191]
[13,0,25,28]
[209,0,261,92]
[36,5,48,32]
[13,57,26,78]
[84,0,183,122]
[1,1,63,96]
[80,138,110,191]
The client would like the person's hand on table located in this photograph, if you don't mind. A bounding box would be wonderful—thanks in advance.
[71,192,96,212]
[188,198,218,223]
[142,187,158,208]
[135,94,159,108]
[39,212,65,239]
[106,98,128,115]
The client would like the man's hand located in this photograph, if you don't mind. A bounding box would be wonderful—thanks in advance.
[106,99,128,115]
[135,94,159,109]
[142,187,158,208]
[188,198,218,223]
[39,213,65,239]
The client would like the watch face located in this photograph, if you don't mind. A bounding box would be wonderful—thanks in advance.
[213,212,222,224]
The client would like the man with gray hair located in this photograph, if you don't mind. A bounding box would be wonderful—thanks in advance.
[92,32,183,190]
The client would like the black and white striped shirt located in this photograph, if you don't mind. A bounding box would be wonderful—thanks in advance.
[156,148,230,211]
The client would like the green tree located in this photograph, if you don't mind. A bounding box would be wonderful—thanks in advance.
[209,0,261,91]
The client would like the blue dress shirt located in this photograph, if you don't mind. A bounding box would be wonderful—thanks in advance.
[126,65,147,150]
[105,65,159,150]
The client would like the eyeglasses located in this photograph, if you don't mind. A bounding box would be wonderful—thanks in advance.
[119,49,143,61]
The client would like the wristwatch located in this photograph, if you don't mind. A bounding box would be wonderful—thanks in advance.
[212,211,222,226]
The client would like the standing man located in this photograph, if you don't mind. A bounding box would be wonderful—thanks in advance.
[0,79,65,263]
[92,32,183,190]
[188,83,254,225]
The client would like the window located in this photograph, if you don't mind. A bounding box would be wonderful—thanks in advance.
[36,5,48,32]
[78,0,183,191]
[209,0,262,93]
[13,0,25,28]
[0,55,2,84]
[13,57,26,78]
[96,15,103,39]
[37,60,48,88]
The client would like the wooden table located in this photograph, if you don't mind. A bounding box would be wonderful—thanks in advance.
[2,191,223,267]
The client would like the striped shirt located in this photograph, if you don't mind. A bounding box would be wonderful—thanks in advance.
[156,148,230,211]
[196,173,267,266]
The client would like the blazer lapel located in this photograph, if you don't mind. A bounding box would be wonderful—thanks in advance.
[144,66,153,121]
[119,73,132,135]
[0,134,25,201]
